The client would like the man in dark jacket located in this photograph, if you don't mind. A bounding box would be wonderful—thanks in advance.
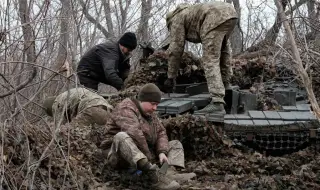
[77,32,137,91]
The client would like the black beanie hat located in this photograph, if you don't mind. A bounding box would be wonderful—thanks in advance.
[119,32,137,50]
[138,83,162,103]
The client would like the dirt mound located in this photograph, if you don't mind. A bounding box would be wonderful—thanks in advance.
[108,85,142,107]
[183,147,320,189]
[126,51,277,92]
[2,124,103,189]
[163,114,227,159]
[2,49,319,189]
[125,51,206,92]
[2,120,319,189]
[231,57,276,89]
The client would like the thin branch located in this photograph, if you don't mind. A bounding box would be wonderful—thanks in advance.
[284,0,308,15]
[275,0,320,119]
[78,0,111,38]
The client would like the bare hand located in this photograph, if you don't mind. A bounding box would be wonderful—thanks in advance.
[59,60,70,77]
[159,153,168,164]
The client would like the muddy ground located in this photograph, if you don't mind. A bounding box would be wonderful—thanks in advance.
[2,114,320,190]
[2,50,320,189]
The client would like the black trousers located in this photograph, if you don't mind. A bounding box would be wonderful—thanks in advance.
[77,73,99,91]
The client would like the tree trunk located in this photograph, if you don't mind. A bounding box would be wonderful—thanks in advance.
[275,0,320,119]
[118,0,132,33]
[243,0,308,53]
[102,0,115,39]
[78,0,111,38]
[137,0,152,42]
[0,0,37,98]
[226,0,243,54]
[307,0,320,49]
[56,0,70,71]
[45,0,72,94]
[307,0,317,40]
[18,0,36,63]
[246,0,288,52]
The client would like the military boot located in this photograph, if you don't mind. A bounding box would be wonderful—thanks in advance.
[147,169,180,190]
[138,159,180,190]
[166,167,196,183]
[194,101,226,114]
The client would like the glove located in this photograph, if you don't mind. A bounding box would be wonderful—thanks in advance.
[164,78,175,92]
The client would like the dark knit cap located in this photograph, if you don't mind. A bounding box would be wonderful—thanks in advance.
[119,32,137,50]
[138,83,162,103]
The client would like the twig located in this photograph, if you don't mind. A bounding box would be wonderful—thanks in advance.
[309,49,320,57]
[8,72,57,119]
[0,121,6,187]
[27,81,80,189]
[234,50,271,59]
[0,61,77,84]
[0,67,36,98]
[275,0,320,119]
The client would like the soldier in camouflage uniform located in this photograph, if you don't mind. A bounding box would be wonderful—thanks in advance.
[164,2,238,114]
[103,83,195,190]
[43,88,113,127]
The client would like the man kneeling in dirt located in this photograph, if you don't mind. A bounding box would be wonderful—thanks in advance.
[104,83,196,190]
[43,87,113,127]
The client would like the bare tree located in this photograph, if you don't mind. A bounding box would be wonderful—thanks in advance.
[115,0,132,34]
[0,0,37,98]
[306,0,319,40]
[275,0,320,118]
[226,0,243,54]
[102,0,115,38]
[243,0,312,53]
[41,0,73,95]
[137,0,152,42]
[246,0,289,52]
[306,0,320,52]
[78,0,112,39]
[56,0,71,71]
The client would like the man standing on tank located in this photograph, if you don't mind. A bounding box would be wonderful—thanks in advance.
[164,2,238,114]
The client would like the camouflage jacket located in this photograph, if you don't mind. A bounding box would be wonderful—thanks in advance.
[166,2,238,78]
[52,88,113,125]
[106,98,169,159]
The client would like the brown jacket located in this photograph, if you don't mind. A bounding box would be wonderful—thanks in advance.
[105,98,169,159]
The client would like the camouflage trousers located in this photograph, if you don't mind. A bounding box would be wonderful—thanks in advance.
[65,106,109,127]
[107,132,185,170]
[201,18,237,103]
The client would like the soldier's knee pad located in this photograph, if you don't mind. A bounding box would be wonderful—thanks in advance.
[169,140,183,149]
[114,132,130,141]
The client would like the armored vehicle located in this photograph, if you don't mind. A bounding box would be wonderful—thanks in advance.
[134,43,320,154]
[157,81,318,153]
